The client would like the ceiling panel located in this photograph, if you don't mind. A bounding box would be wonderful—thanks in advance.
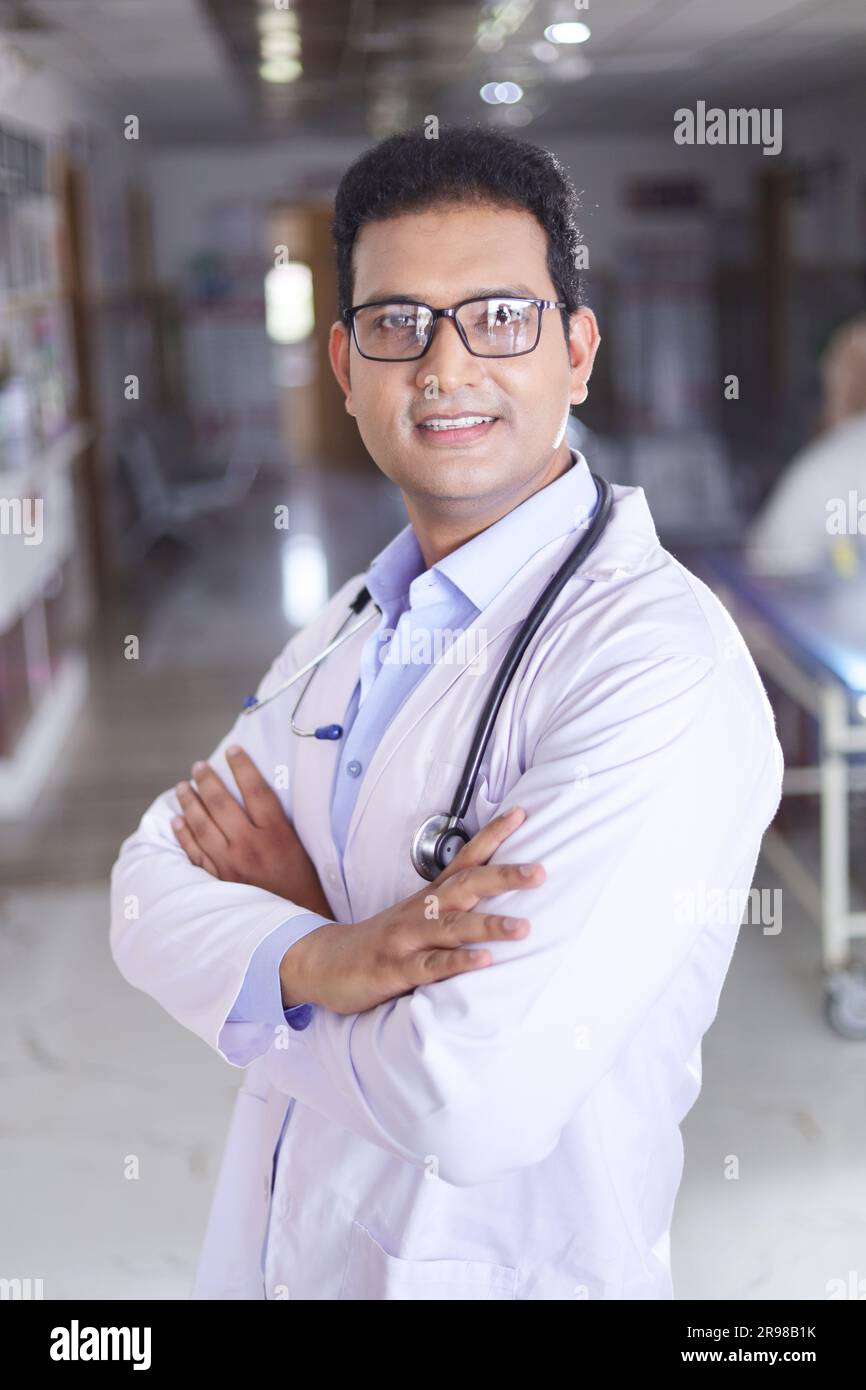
[0,0,863,142]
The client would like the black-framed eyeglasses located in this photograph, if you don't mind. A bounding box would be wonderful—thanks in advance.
[344,295,567,361]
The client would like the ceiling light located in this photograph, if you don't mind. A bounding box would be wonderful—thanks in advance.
[258,10,299,35]
[531,40,559,63]
[260,58,302,83]
[262,31,300,57]
[480,81,523,105]
[502,104,533,126]
[544,22,591,44]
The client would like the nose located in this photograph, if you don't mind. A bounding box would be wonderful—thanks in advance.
[414,313,486,395]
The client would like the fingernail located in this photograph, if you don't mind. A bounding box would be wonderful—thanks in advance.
[227,744,241,756]
[171,816,184,831]
[508,806,525,819]
[503,917,525,931]
[191,761,206,775]
[519,863,539,877]
[175,781,188,796]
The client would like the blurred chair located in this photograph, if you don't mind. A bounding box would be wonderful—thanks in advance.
[115,412,261,563]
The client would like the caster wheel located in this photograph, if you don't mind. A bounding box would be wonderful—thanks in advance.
[825,969,866,1039]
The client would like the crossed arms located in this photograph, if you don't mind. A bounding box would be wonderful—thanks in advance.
[110,631,780,1185]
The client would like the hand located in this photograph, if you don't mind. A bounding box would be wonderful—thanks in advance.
[279,806,546,1015]
[171,745,334,916]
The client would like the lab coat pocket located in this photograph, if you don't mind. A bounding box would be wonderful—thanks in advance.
[339,1220,517,1301]
[468,774,502,837]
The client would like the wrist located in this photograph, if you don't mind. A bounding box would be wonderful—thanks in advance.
[279,922,331,1009]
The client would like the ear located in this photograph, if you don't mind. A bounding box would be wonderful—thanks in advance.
[328,319,355,417]
[566,306,601,406]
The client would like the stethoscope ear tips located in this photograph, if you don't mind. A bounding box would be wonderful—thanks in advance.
[314,724,344,741]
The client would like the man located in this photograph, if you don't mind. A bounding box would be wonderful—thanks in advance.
[746,312,866,575]
[110,126,783,1300]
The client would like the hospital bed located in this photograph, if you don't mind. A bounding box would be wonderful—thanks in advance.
[697,551,866,1038]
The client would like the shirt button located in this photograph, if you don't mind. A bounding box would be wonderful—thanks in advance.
[346,760,362,777]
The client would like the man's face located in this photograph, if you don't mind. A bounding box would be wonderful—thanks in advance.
[329,201,599,508]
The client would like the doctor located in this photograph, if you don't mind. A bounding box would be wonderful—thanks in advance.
[110,126,784,1300]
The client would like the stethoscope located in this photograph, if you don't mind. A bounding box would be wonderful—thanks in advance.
[242,471,614,881]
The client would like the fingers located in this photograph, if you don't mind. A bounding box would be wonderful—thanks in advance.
[409,899,534,990]
[171,815,220,877]
[416,946,495,981]
[225,745,286,829]
[431,908,530,945]
[443,805,527,876]
[175,778,230,858]
[412,907,531,985]
[438,860,546,911]
[189,760,249,839]
[430,805,527,890]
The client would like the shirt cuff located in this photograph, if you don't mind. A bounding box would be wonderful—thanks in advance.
[225,911,334,1032]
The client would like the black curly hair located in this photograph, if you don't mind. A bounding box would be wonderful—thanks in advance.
[330,124,584,346]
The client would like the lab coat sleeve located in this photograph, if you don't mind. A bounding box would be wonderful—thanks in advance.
[225,910,334,1027]
[252,649,783,1186]
[109,635,339,1056]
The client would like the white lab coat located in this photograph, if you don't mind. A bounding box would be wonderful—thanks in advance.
[110,479,783,1300]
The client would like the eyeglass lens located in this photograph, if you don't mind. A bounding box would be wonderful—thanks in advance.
[352,298,540,359]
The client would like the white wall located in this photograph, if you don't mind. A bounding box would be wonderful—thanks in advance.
[147,129,757,284]
[146,84,865,287]
[148,135,369,282]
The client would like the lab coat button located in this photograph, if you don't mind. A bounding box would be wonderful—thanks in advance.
[346,760,362,777]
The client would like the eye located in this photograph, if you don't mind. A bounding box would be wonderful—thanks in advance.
[375,311,417,331]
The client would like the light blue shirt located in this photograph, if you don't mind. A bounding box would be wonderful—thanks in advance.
[226,447,599,1033]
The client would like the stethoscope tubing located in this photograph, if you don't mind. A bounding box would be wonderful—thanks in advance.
[444,471,613,822]
[241,470,613,873]
[241,597,380,717]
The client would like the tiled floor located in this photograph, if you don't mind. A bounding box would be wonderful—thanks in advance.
[1,463,864,1300]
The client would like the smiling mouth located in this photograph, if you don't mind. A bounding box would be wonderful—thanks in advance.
[415,414,501,447]
[417,414,497,432]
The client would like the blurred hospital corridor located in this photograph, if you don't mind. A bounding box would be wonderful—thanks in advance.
[2,0,866,1317]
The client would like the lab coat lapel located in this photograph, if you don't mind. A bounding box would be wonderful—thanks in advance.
[341,526,583,863]
[290,615,374,918]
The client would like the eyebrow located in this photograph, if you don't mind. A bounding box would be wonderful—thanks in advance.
[358,284,542,305]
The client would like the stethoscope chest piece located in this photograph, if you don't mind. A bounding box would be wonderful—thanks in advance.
[410,813,471,882]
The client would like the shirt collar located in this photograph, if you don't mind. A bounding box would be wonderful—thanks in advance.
[366,448,599,614]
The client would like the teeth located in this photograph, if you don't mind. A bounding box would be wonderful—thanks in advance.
[420,416,495,430]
